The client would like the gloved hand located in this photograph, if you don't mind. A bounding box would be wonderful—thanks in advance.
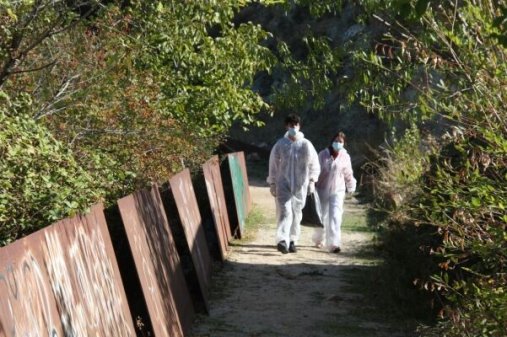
[307,180,315,195]
[270,184,276,197]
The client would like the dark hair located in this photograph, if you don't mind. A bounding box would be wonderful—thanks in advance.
[328,131,346,152]
[330,131,346,145]
[284,113,301,126]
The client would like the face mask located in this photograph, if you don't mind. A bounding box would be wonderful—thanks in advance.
[332,141,344,151]
[288,127,299,137]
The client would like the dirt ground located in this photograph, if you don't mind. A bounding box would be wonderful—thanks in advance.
[190,180,419,337]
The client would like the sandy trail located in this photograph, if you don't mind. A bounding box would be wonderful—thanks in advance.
[190,182,416,337]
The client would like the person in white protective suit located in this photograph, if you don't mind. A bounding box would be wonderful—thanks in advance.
[267,114,320,254]
[313,131,356,253]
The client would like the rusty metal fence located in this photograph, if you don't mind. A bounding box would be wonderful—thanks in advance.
[117,184,194,337]
[0,204,136,337]
[0,151,252,337]
[165,168,213,314]
[202,155,232,260]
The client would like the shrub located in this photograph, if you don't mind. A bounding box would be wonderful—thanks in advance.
[353,1,507,335]
[0,95,105,246]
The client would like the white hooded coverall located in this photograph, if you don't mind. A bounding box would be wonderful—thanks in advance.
[313,147,356,249]
[267,131,320,246]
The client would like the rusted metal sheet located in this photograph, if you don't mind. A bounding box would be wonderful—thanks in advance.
[117,185,194,337]
[224,151,252,238]
[0,204,136,337]
[202,155,232,260]
[168,169,212,312]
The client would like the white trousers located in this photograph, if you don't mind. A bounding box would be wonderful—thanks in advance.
[275,195,304,246]
[312,191,345,249]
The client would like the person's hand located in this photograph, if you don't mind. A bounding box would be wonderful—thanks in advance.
[270,184,276,197]
[346,191,355,199]
[307,180,315,195]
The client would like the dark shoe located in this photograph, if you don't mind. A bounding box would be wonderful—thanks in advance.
[277,241,289,254]
[332,247,341,254]
[289,241,297,253]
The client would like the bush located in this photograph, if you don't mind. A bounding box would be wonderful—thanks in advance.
[354,1,507,335]
[365,125,441,320]
[0,96,105,246]
[415,126,507,337]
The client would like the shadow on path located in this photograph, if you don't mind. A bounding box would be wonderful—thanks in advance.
[190,183,421,337]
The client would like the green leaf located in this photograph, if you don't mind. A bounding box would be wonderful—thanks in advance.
[156,2,164,13]
[471,197,481,207]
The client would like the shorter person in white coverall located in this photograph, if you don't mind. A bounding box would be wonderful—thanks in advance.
[313,131,356,253]
[267,113,320,254]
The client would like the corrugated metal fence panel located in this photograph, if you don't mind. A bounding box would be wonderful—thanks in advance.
[169,169,212,310]
[226,152,251,237]
[0,204,136,337]
[117,185,194,337]
[202,155,232,259]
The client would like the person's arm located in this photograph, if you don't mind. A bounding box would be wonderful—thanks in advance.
[267,143,280,197]
[267,142,279,184]
[344,154,357,193]
[317,149,326,173]
[308,142,321,183]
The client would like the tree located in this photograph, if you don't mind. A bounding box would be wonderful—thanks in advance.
[1,1,289,246]
[2,1,277,190]
[0,0,101,88]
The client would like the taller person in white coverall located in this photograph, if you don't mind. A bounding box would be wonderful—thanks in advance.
[267,114,320,254]
[313,131,356,253]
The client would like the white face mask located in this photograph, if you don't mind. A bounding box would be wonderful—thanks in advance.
[332,141,344,151]
[288,126,299,137]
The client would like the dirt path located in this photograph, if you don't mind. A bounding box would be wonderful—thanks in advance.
[190,181,417,337]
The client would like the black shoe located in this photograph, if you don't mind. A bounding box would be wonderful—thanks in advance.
[277,241,289,254]
[332,247,341,254]
[289,241,297,253]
